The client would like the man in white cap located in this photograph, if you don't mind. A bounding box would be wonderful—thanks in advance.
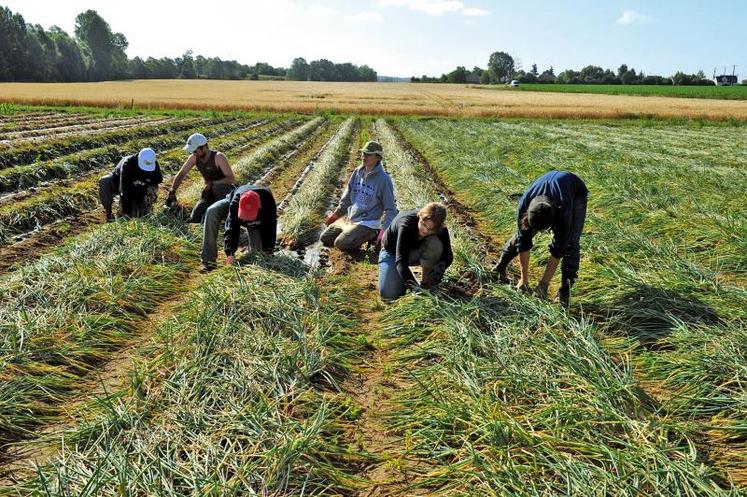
[98,147,163,220]
[167,133,235,223]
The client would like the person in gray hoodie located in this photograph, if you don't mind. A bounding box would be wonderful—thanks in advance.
[320,141,398,252]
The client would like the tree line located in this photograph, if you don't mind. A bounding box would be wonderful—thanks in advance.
[0,6,376,82]
[412,51,721,86]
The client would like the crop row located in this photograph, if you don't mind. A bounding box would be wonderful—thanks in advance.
[0,115,239,170]
[0,116,264,194]
[0,115,162,142]
[279,117,358,247]
[0,117,322,451]
[0,117,302,244]
[388,117,746,489]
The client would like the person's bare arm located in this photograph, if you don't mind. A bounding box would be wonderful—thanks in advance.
[170,155,196,194]
[540,256,560,284]
[213,152,235,185]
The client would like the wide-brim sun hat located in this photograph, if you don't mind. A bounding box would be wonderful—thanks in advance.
[184,133,208,153]
[137,147,157,172]
[359,141,384,156]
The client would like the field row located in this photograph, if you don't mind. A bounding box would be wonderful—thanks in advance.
[0,107,743,495]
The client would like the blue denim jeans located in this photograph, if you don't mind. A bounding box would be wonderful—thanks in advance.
[378,236,446,300]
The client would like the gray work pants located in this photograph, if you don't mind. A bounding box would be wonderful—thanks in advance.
[201,197,262,264]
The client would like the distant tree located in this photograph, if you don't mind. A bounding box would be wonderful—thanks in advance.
[49,26,86,81]
[488,51,514,83]
[538,66,555,83]
[177,50,196,79]
[446,66,467,84]
[286,57,309,80]
[357,64,377,81]
[530,63,538,78]
[479,70,493,84]
[75,10,127,80]
[128,56,148,79]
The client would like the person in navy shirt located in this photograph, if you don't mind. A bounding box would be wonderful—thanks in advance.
[494,170,588,307]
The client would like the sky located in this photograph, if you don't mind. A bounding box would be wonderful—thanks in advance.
[4,0,746,78]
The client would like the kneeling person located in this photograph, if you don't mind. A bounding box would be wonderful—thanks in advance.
[378,202,453,300]
[99,147,163,220]
[321,141,397,252]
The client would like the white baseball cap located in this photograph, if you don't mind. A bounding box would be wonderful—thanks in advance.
[137,147,157,172]
[184,133,207,153]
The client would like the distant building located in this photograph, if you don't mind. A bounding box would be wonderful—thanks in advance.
[466,74,481,84]
[714,74,738,86]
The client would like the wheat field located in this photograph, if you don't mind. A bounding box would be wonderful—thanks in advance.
[2,79,747,119]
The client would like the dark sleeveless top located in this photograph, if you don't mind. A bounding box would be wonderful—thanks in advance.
[195,151,226,182]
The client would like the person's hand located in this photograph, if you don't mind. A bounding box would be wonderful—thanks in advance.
[376,229,385,244]
[516,279,530,293]
[166,190,177,207]
[325,213,340,226]
[226,255,236,266]
[534,280,549,300]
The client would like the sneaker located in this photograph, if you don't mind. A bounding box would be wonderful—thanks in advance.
[199,262,216,273]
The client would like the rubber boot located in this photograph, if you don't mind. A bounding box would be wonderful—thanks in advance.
[556,279,573,308]
[493,251,514,284]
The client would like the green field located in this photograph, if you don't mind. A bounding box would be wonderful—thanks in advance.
[0,107,745,495]
[487,83,747,100]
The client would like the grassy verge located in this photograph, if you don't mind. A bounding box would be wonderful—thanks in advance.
[472,83,747,100]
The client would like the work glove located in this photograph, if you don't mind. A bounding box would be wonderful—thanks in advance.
[534,280,549,300]
[376,229,386,245]
[226,255,236,266]
[516,280,530,293]
[325,212,340,226]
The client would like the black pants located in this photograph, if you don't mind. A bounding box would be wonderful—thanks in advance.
[99,174,157,218]
[500,193,587,285]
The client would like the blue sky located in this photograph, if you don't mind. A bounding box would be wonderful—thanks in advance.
[4,0,746,78]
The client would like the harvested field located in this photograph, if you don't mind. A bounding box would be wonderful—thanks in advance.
[1,80,747,120]
[0,106,744,496]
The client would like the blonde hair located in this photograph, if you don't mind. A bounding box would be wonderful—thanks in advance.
[418,202,447,230]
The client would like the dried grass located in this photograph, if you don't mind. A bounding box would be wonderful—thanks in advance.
[1,80,746,120]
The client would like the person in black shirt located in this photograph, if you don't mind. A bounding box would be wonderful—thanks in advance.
[199,183,277,272]
[493,170,588,307]
[379,202,453,300]
[98,148,163,221]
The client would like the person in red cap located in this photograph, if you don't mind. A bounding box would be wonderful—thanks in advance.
[200,183,277,271]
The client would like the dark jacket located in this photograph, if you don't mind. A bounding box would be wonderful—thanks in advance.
[383,210,453,287]
[111,155,163,216]
[223,184,277,256]
[515,170,588,258]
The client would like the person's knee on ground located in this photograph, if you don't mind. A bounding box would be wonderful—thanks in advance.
[320,225,342,247]
[419,236,445,288]
[334,224,376,252]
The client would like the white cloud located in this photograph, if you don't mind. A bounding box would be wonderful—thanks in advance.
[346,11,384,23]
[617,10,652,25]
[378,0,489,17]
[461,7,490,17]
[306,4,340,17]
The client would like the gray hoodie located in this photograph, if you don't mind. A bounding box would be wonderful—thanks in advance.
[334,161,398,229]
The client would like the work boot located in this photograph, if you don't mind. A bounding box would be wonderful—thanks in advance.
[199,261,216,273]
[555,280,573,308]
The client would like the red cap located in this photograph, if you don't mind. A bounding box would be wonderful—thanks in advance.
[238,190,260,221]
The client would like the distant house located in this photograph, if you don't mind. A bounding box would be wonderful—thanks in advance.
[466,74,481,84]
[714,74,738,86]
